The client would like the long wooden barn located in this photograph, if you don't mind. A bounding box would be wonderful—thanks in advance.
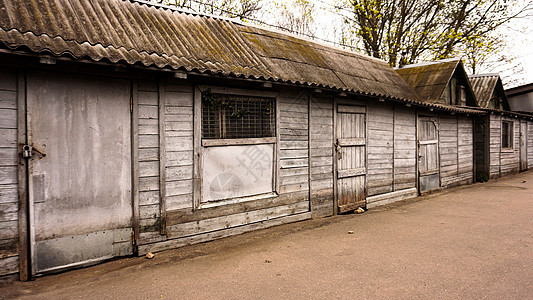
[0,0,530,280]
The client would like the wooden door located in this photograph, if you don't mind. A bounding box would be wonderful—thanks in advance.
[26,71,133,274]
[418,116,440,193]
[335,105,366,213]
[520,121,527,171]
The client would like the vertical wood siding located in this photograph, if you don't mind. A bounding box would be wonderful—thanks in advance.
[0,70,19,276]
[439,115,458,187]
[439,115,474,187]
[393,106,416,190]
[529,121,533,168]
[500,116,520,176]
[366,103,394,196]
[137,81,161,234]
[457,116,474,184]
[137,86,311,254]
[489,114,502,178]
[489,114,521,178]
[309,95,333,217]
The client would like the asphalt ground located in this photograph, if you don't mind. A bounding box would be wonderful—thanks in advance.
[2,170,533,299]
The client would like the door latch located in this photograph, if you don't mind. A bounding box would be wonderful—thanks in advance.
[22,145,32,158]
[21,144,46,159]
[335,139,342,159]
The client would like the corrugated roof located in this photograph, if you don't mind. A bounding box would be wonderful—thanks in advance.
[395,58,460,103]
[0,0,419,101]
[468,74,499,108]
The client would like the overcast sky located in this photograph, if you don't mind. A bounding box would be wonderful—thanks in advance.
[261,0,533,89]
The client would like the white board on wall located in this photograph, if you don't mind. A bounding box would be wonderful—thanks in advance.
[202,144,274,202]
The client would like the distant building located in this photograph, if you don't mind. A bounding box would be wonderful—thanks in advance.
[506,83,533,113]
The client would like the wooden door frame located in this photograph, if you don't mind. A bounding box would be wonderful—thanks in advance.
[333,98,368,214]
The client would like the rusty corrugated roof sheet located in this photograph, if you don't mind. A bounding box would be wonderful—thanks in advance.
[395,58,461,103]
[468,74,499,108]
[469,74,510,110]
[0,0,419,101]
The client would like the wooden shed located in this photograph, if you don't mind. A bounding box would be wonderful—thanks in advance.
[0,0,490,280]
[395,59,481,192]
[469,74,533,178]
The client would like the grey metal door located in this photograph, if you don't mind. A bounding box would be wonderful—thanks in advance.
[418,116,440,192]
[335,105,366,213]
[26,71,133,274]
[520,121,527,171]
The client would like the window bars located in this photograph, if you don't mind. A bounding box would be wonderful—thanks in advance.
[202,93,276,139]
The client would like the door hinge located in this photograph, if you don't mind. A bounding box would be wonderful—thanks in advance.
[130,96,133,113]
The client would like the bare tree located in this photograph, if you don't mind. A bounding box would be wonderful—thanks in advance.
[339,0,533,67]
[154,0,262,20]
[274,0,317,37]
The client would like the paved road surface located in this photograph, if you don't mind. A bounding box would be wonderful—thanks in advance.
[2,171,533,299]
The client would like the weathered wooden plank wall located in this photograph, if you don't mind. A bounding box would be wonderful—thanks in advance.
[489,114,502,178]
[363,102,418,208]
[0,70,19,276]
[309,95,333,217]
[439,115,473,187]
[137,81,161,235]
[164,79,194,212]
[137,85,311,254]
[439,115,458,187]
[366,102,394,196]
[279,89,309,196]
[488,114,521,178]
[529,121,533,168]
[501,116,520,176]
[457,116,474,184]
[393,106,416,191]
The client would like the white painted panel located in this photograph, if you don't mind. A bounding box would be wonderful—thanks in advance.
[202,144,274,201]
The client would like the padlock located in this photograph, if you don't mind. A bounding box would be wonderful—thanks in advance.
[22,145,32,158]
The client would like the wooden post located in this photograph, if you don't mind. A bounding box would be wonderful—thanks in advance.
[192,87,202,209]
[158,81,167,235]
[131,81,140,255]
[17,70,29,281]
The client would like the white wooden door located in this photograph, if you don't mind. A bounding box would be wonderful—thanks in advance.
[418,116,440,192]
[26,71,133,274]
[520,121,527,171]
[335,105,366,213]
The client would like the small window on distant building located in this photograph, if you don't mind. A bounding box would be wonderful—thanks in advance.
[502,121,513,148]
[202,91,276,139]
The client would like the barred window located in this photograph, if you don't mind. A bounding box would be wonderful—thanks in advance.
[502,121,513,149]
[202,91,276,139]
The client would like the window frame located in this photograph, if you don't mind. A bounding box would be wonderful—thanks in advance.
[201,92,276,142]
[193,85,280,209]
[501,120,514,149]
